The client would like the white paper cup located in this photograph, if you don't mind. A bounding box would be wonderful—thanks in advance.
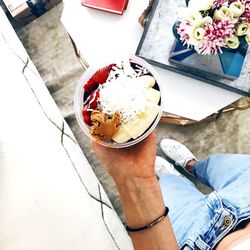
[74,55,163,148]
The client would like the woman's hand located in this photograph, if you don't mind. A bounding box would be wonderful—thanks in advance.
[91,131,156,183]
[92,131,179,250]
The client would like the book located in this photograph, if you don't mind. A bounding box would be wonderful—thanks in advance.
[136,0,250,96]
[81,0,128,15]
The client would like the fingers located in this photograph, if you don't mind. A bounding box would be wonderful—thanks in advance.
[147,130,156,143]
[91,140,103,156]
[92,130,156,153]
[91,140,117,157]
[136,130,156,148]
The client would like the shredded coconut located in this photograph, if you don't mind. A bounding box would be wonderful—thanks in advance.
[99,60,150,123]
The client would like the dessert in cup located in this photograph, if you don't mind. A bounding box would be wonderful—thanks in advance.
[74,56,162,148]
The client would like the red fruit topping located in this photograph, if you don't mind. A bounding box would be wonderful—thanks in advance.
[83,64,115,93]
[89,91,100,109]
[82,108,92,126]
[84,82,98,94]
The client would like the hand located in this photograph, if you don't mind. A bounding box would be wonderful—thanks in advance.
[92,131,179,250]
[91,131,156,183]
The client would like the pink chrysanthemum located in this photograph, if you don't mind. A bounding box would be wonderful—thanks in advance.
[212,0,229,9]
[240,0,250,22]
[198,20,236,54]
[177,20,191,45]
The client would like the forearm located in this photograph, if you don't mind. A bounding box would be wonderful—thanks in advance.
[115,176,179,250]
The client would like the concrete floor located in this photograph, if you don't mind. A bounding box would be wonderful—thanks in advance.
[3,2,250,222]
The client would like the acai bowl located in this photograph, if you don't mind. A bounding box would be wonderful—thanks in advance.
[74,55,163,148]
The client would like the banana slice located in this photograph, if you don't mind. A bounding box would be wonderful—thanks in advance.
[112,128,131,143]
[113,104,160,143]
[146,88,160,104]
[124,104,160,140]
[112,116,141,143]
[112,75,160,143]
[136,75,156,88]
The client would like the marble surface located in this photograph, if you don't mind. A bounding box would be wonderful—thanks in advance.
[137,0,250,95]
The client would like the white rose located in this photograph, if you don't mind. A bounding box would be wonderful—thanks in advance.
[187,26,206,45]
[236,23,249,36]
[225,35,240,49]
[178,8,203,24]
[186,16,212,46]
[196,16,213,27]
[214,6,233,20]
[188,0,213,11]
[245,32,250,45]
[229,2,245,18]
[193,27,206,40]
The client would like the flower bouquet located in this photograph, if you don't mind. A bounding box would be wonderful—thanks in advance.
[174,0,250,55]
[169,0,250,79]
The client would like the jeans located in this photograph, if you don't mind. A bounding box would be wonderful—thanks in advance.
[159,154,250,249]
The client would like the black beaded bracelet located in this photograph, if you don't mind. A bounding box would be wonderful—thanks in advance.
[125,207,169,233]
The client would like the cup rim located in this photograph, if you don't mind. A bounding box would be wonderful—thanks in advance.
[74,55,163,148]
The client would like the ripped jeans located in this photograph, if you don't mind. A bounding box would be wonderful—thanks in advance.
[159,154,250,249]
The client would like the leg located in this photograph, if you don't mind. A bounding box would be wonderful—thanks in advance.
[193,154,250,191]
[159,173,206,220]
[155,157,206,245]
[194,154,250,210]
[160,139,250,215]
[160,139,250,191]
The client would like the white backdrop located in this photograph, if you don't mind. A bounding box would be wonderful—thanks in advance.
[0,7,133,250]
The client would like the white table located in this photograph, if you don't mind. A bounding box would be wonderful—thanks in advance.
[61,0,241,121]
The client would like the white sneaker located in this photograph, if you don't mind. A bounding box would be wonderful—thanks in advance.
[155,156,182,178]
[160,139,197,173]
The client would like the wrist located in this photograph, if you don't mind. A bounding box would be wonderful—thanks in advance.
[115,176,166,227]
[115,175,158,192]
[109,162,156,184]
